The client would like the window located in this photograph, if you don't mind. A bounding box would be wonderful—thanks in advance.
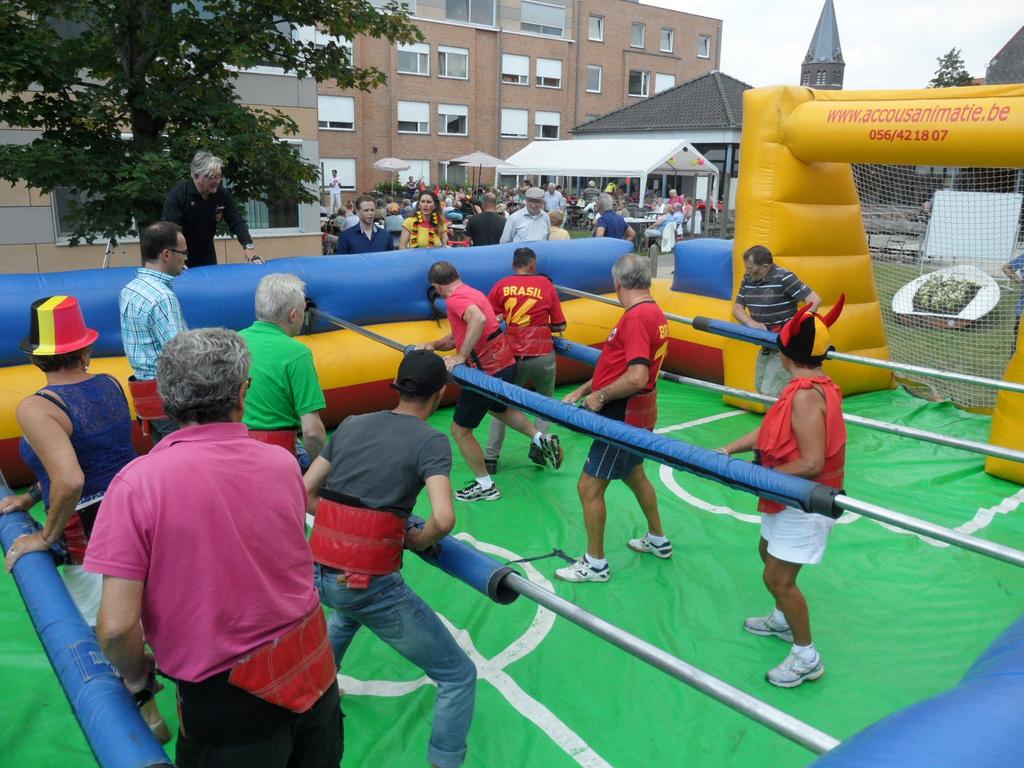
[631,22,645,48]
[816,70,826,85]
[660,28,674,53]
[500,108,528,138]
[586,64,602,93]
[521,0,564,37]
[698,34,711,58]
[244,140,302,230]
[438,46,469,79]
[397,100,430,133]
[438,103,468,135]
[317,96,355,130]
[322,159,356,192]
[654,73,675,93]
[445,0,494,26]
[588,15,604,41]
[406,159,431,185]
[293,26,353,62]
[534,111,560,140]
[53,187,93,238]
[535,58,562,88]
[628,70,649,97]
[397,42,429,75]
[501,54,529,85]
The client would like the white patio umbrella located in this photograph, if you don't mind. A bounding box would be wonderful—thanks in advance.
[452,150,512,187]
[373,157,411,173]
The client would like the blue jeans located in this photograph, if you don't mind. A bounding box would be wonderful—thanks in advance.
[314,566,476,768]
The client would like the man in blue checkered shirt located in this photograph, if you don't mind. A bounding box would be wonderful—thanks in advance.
[119,221,189,441]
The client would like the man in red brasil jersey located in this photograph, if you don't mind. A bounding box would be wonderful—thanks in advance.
[557,253,672,583]
[484,247,567,474]
[423,261,564,502]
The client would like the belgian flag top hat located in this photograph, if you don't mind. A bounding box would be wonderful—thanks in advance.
[20,296,99,356]
[776,294,845,366]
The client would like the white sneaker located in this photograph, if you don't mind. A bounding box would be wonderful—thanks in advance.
[555,558,610,583]
[744,614,794,643]
[539,433,564,470]
[766,650,824,688]
[627,537,673,559]
[455,481,501,502]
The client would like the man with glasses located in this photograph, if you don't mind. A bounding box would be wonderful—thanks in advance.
[119,221,189,441]
[499,187,551,243]
[163,150,261,268]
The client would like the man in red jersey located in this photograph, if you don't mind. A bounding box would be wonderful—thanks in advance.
[423,261,563,503]
[483,247,567,474]
[557,253,672,583]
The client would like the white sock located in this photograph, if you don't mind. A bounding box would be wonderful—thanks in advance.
[532,431,543,447]
[770,607,789,627]
[584,553,607,570]
[792,643,816,660]
[646,533,669,546]
[476,475,494,490]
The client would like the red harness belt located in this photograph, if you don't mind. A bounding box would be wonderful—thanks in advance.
[506,323,552,358]
[624,390,658,431]
[309,496,406,589]
[248,429,298,456]
[469,329,515,375]
[228,607,336,713]
[127,377,167,437]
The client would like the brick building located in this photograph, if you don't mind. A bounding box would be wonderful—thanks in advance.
[318,0,722,197]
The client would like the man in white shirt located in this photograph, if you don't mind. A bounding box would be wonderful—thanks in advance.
[500,187,551,243]
[543,183,565,213]
[327,169,342,213]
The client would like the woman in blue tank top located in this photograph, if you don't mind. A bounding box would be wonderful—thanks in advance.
[2,297,137,622]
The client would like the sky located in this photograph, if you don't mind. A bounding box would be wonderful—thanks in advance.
[643,0,1020,90]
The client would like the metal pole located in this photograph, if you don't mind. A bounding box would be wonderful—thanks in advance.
[834,495,1024,569]
[655,369,1024,465]
[554,285,1024,395]
[311,308,410,354]
[504,573,841,756]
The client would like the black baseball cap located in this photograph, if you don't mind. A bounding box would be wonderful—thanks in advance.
[391,349,448,397]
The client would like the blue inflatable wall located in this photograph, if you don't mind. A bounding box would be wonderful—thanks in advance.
[671,238,733,300]
[0,239,633,366]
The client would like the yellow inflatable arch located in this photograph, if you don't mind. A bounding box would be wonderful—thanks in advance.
[727,83,1024,484]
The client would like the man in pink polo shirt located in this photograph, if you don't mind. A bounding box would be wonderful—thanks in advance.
[85,328,342,767]
[423,260,563,502]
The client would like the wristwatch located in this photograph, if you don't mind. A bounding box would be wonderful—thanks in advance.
[595,390,606,404]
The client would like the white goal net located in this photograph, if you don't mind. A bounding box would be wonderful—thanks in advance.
[853,165,1024,409]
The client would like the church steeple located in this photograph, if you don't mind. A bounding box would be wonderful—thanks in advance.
[801,0,845,90]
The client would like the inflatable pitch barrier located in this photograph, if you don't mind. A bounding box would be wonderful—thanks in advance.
[0,482,170,768]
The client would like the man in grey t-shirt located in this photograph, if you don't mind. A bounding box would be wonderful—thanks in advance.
[303,350,477,768]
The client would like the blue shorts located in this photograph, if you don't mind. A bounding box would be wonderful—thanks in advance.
[584,439,643,481]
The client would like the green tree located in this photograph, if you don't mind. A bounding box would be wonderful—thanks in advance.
[0,0,420,243]
[928,47,974,88]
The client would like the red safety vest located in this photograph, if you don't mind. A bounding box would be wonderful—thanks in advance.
[127,377,167,437]
[624,389,658,431]
[248,429,298,456]
[756,376,846,514]
[309,494,406,589]
[506,323,552,359]
[228,607,336,714]
[468,329,515,375]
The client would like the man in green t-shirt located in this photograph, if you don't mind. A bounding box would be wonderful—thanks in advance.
[240,274,327,467]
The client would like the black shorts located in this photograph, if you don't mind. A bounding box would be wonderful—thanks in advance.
[453,363,517,429]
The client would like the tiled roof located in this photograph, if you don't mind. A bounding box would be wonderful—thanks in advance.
[572,71,751,134]
[987,26,1024,85]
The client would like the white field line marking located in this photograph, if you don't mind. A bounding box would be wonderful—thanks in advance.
[336,531,611,768]
[654,409,746,434]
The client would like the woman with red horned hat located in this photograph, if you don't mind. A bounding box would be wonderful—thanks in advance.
[716,296,847,689]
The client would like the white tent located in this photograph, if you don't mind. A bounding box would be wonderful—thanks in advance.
[495,138,718,199]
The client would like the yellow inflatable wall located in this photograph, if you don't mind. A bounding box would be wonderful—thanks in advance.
[731,84,1024,483]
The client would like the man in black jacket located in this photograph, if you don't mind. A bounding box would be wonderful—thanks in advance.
[162,150,262,268]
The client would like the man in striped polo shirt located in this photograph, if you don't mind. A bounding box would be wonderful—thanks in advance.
[732,245,821,396]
